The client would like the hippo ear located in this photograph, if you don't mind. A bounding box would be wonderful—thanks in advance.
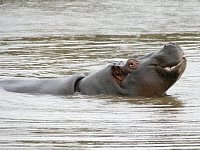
[111,65,125,82]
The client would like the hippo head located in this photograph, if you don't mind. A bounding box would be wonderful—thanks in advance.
[112,43,187,97]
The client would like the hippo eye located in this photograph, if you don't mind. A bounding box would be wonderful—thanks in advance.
[129,62,134,67]
[128,60,139,69]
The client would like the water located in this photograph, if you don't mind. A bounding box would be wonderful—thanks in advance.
[0,0,200,149]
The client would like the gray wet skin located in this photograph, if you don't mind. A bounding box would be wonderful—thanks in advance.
[0,75,84,95]
[78,42,187,97]
[0,43,187,97]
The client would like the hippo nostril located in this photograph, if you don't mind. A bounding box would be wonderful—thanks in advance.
[168,42,176,46]
[164,42,177,49]
[170,42,176,46]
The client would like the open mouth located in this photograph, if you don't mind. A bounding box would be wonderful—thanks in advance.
[156,56,187,74]
[163,56,186,73]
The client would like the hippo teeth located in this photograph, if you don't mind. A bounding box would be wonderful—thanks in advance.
[163,56,186,72]
[164,66,176,72]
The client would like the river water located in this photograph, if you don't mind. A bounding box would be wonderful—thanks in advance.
[0,0,200,149]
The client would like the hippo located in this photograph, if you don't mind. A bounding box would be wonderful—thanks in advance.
[0,42,186,97]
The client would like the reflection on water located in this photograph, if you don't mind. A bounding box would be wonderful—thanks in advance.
[116,96,183,108]
[1,90,200,149]
[0,0,200,149]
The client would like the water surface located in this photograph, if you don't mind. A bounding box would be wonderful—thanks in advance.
[0,0,200,149]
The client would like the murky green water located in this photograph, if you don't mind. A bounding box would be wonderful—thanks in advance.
[0,0,200,149]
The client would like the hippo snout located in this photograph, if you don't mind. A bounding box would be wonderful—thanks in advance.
[163,42,184,56]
